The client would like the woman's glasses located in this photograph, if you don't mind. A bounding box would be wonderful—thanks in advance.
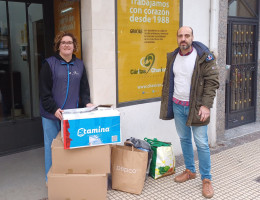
[60,41,73,45]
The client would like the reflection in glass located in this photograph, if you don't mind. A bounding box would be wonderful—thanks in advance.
[28,4,44,118]
[0,2,44,122]
[0,1,11,121]
[228,0,258,18]
[8,2,29,119]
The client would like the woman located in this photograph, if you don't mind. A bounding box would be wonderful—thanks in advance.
[39,31,93,182]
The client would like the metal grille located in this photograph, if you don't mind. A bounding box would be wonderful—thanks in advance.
[226,22,257,129]
[230,24,255,111]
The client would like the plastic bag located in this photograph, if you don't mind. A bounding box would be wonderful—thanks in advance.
[144,138,175,179]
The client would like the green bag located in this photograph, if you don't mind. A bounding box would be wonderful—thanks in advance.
[144,138,175,179]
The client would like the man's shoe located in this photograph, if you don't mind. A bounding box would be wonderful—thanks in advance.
[202,179,214,198]
[174,169,196,183]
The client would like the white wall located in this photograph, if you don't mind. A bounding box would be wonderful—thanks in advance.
[182,0,218,147]
[81,0,116,107]
[119,102,182,153]
[183,0,210,46]
[81,0,212,156]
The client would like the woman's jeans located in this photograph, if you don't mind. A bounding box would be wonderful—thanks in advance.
[41,117,61,181]
[173,102,212,180]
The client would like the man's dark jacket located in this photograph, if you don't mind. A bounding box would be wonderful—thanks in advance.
[160,41,219,126]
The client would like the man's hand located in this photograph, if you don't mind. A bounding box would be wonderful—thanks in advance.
[54,108,63,120]
[198,106,210,122]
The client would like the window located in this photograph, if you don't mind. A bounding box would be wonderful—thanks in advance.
[229,0,258,18]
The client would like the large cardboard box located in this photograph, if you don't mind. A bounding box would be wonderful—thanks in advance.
[48,169,107,200]
[61,107,121,149]
[51,135,111,174]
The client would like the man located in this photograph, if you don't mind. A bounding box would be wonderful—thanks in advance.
[160,26,219,198]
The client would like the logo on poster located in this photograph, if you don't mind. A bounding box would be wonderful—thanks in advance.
[130,53,165,74]
[140,53,155,73]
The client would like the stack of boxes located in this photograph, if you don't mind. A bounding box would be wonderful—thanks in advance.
[48,133,110,199]
[47,107,121,200]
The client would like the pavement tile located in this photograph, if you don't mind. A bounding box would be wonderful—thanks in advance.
[1,131,259,200]
[107,139,260,200]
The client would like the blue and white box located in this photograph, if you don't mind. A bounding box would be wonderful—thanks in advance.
[61,107,121,149]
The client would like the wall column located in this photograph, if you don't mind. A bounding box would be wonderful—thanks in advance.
[81,0,116,106]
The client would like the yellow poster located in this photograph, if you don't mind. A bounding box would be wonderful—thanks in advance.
[117,0,180,103]
[53,0,81,59]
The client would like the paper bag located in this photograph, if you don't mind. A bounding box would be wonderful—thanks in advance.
[111,145,148,194]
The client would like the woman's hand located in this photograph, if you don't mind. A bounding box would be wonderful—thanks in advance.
[54,108,63,120]
[86,103,95,108]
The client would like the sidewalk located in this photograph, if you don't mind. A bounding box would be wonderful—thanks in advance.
[108,132,260,200]
[0,130,260,200]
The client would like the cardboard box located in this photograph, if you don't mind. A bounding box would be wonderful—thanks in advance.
[52,134,111,174]
[61,107,121,149]
[48,169,107,200]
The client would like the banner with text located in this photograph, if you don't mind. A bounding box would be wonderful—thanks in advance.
[54,0,81,59]
[117,0,180,103]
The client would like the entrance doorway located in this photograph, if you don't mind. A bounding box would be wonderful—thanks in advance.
[226,0,259,129]
[0,0,53,155]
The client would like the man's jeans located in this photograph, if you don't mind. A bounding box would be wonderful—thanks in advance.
[173,102,212,180]
[42,117,61,181]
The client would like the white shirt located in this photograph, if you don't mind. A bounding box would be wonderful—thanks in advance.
[173,48,197,101]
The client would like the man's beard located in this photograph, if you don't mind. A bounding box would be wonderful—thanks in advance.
[179,43,191,50]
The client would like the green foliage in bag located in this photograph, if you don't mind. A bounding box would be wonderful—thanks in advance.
[144,138,175,179]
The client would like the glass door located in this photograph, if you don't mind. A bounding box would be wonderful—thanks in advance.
[0,0,49,156]
[0,1,10,121]
[0,1,45,122]
[28,3,45,118]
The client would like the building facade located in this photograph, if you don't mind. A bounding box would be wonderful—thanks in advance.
[0,0,259,156]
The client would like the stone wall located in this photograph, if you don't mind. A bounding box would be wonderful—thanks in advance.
[216,0,228,136]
